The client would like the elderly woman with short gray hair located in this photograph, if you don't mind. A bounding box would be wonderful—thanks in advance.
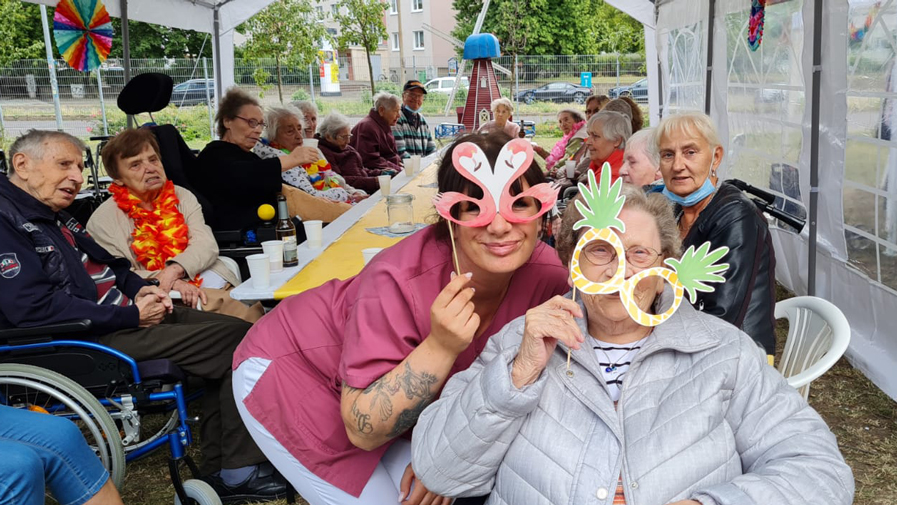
[411,183,854,505]
[477,97,520,137]
[254,107,366,203]
[620,128,662,188]
[583,110,632,182]
[317,111,385,195]
[350,91,404,173]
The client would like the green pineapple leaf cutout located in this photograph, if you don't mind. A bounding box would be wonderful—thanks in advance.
[573,163,626,232]
[664,242,730,302]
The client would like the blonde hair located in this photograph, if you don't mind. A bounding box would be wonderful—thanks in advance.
[654,112,722,151]
[490,97,513,114]
[555,184,681,267]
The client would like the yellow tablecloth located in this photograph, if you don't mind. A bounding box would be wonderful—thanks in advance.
[274,165,439,298]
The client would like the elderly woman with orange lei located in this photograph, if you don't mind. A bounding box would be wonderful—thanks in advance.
[87,128,263,322]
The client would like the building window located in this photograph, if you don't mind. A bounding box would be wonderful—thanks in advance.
[315,5,324,18]
[390,0,397,14]
[330,4,338,16]
[412,0,423,12]
[392,32,400,51]
[413,31,424,49]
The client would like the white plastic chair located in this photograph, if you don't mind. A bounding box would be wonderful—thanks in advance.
[775,296,851,400]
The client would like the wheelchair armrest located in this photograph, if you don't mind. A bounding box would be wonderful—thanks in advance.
[89,135,115,142]
[0,319,92,339]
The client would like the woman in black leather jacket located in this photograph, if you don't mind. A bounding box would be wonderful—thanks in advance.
[654,113,777,357]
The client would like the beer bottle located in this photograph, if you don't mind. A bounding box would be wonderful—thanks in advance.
[275,194,298,267]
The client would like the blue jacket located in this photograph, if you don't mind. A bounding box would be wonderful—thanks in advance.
[0,176,145,337]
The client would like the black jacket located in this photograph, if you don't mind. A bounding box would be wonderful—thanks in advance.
[0,176,145,337]
[681,181,777,354]
[191,140,282,232]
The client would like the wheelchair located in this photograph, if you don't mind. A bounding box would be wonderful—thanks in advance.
[0,321,221,504]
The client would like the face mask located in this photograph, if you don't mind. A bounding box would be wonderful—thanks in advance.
[662,155,717,207]
[404,104,421,114]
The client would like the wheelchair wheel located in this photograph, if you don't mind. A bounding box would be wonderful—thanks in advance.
[0,364,126,490]
[174,479,222,505]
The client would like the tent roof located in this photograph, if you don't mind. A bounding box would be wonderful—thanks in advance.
[22,0,277,34]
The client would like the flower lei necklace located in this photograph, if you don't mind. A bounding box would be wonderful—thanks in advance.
[109,180,201,286]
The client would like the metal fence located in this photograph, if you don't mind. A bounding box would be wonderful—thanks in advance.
[0,54,646,140]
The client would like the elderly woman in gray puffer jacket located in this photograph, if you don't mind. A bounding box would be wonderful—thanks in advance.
[411,184,853,505]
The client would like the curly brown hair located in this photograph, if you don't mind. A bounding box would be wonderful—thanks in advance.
[215,87,260,138]
[555,184,681,267]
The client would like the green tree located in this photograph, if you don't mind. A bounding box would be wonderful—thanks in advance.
[0,1,47,64]
[240,0,328,103]
[107,19,213,59]
[333,0,388,99]
[451,0,643,56]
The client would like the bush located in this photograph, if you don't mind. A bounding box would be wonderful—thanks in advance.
[99,105,215,142]
[291,88,310,102]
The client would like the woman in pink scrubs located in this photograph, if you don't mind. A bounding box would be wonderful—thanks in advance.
[232,132,570,505]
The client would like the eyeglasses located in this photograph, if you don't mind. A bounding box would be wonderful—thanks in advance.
[585,108,600,115]
[235,116,266,129]
[582,243,662,268]
[336,133,353,140]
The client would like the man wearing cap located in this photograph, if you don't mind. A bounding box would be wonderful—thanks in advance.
[392,80,436,159]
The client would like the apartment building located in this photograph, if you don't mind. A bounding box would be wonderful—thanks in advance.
[384,0,458,82]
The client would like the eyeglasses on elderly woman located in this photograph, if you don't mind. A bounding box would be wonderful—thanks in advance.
[235,116,266,129]
[581,242,661,269]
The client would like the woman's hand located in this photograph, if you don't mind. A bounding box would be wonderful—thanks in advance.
[667,501,702,505]
[532,144,548,158]
[155,263,185,292]
[399,464,452,505]
[172,279,208,309]
[349,192,368,203]
[283,146,320,169]
[511,296,583,388]
[427,272,479,357]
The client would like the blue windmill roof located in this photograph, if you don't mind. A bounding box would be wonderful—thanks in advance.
[463,33,500,59]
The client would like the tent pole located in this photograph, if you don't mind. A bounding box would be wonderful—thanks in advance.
[39,4,63,132]
[808,0,823,296]
[213,7,223,102]
[704,0,715,115]
[121,0,132,128]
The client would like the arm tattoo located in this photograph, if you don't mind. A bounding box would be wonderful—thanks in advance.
[342,363,440,437]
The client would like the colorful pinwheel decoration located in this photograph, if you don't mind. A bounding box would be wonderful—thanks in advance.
[53,0,114,72]
[569,165,731,327]
[747,0,767,51]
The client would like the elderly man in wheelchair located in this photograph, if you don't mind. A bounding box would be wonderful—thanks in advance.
[0,130,285,504]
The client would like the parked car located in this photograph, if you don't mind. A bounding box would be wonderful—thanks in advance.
[170,79,215,106]
[608,78,648,103]
[424,76,469,94]
[514,82,591,105]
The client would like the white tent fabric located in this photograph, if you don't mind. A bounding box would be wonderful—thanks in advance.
[23,0,279,95]
[656,0,897,400]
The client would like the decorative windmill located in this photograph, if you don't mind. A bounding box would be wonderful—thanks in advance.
[422,0,514,127]
[461,34,502,132]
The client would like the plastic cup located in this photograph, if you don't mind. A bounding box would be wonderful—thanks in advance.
[303,138,318,149]
[303,220,323,248]
[362,247,383,265]
[261,240,284,272]
[565,160,576,179]
[378,174,391,195]
[411,155,422,173]
[403,158,416,177]
[246,253,270,289]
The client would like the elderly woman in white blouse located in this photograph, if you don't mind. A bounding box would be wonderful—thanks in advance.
[255,107,367,204]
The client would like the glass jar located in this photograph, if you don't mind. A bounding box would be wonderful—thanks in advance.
[386,194,415,234]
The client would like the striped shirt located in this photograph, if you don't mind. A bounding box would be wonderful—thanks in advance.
[59,223,131,307]
[592,336,647,402]
[393,108,436,158]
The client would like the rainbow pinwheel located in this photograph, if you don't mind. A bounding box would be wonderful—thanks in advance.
[53,0,113,72]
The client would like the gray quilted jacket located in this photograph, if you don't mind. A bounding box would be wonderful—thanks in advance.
[411,294,854,505]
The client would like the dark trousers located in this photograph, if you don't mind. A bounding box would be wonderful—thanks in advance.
[98,306,264,474]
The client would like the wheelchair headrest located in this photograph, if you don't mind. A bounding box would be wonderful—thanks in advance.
[117,73,173,115]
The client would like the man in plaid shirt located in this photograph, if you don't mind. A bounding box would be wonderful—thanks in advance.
[393,80,436,159]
